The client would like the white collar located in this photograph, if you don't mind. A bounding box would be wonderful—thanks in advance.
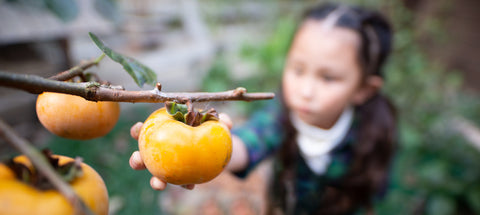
[290,107,354,174]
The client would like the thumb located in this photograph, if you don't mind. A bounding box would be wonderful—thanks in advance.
[219,113,233,130]
[130,122,143,140]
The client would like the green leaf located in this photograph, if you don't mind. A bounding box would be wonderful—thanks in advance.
[94,0,121,23]
[426,195,456,215]
[44,0,79,22]
[89,32,157,87]
[467,187,480,214]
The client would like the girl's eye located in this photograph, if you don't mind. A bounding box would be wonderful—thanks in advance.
[323,75,336,81]
[294,67,303,75]
[320,74,339,82]
[289,65,304,76]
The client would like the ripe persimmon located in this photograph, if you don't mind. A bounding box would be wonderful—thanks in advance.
[0,154,109,215]
[36,92,120,140]
[138,104,232,185]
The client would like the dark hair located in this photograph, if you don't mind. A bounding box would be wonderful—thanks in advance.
[269,3,397,214]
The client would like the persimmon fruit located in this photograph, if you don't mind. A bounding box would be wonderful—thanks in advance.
[138,106,232,185]
[0,154,109,215]
[36,92,120,140]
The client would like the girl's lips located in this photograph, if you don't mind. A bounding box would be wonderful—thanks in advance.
[295,107,313,116]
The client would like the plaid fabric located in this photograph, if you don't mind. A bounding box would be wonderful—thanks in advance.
[231,100,287,178]
[232,99,358,214]
[287,126,356,214]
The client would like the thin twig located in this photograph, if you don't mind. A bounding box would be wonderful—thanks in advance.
[49,54,105,81]
[0,71,275,103]
[0,118,95,215]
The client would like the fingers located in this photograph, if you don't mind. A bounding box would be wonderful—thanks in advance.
[150,177,167,191]
[219,113,233,130]
[130,122,143,140]
[129,151,146,170]
[131,151,195,191]
[131,122,195,191]
[149,177,195,191]
[181,184,195,190]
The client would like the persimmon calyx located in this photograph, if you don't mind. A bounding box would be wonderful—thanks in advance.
[165,102,219,127]
[4,149,83,191]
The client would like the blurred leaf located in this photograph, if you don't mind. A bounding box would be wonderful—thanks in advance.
[426,195,456,215]
[467,187,480,214]
[201,55,233,92]
[400,123,422,149]
[94,0,121,23]
[89,32,157,87]
[418,161,449,187]
[44,0,79,22]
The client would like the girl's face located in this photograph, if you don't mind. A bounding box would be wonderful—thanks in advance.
[283,19,368,129]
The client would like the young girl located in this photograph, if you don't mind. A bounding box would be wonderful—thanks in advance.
[130,3,397,214]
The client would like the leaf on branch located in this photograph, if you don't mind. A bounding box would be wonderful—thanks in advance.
[93,0,121,23]
[89,32,157,87]
[44,0,79,22]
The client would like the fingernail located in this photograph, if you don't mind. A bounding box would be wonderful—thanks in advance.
[181,184,194,190]
[152,178,161,187]
[130,152,143,168]
[132,152,139,163]
[151,177,165,190]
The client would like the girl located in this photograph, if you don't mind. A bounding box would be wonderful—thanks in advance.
[130,3,397,214]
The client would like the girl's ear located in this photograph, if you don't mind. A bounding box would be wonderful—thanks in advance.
[352,75,383,105]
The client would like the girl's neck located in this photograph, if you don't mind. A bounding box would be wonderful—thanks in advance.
[291,106,354,140]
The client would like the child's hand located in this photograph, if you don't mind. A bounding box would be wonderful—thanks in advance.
[129,122,195,190]
[128,113,233,191]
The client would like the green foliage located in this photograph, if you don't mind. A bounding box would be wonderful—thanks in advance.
[44,0,79,22]
[93,0,121,23]
[89,32,158,88]
[5,0,120,23]
[238,17,296,92]
[368,1,480,214]
[201,17,296,114]
[201,55,234,93]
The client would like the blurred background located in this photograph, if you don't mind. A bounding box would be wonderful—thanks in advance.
[1,0,480,214]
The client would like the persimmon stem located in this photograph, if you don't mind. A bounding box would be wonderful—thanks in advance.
[0,118,95,215]
[0,71,274,103]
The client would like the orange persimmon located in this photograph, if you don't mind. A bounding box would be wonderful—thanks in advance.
[0,155,109,215]
[138,107,232,185]
[36,92,120,140]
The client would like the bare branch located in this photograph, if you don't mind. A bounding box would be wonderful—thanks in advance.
[0,118,95,215]
[0,71,275,103]
[49,54,105,81]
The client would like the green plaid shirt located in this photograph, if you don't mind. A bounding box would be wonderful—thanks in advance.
[232,99,358,214]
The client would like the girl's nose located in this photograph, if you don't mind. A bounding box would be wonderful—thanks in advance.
[299,78,315,100]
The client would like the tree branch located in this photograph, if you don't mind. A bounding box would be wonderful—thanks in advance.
[0,71,275,103]
[49,54,105,81]
[0,118,95,215]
